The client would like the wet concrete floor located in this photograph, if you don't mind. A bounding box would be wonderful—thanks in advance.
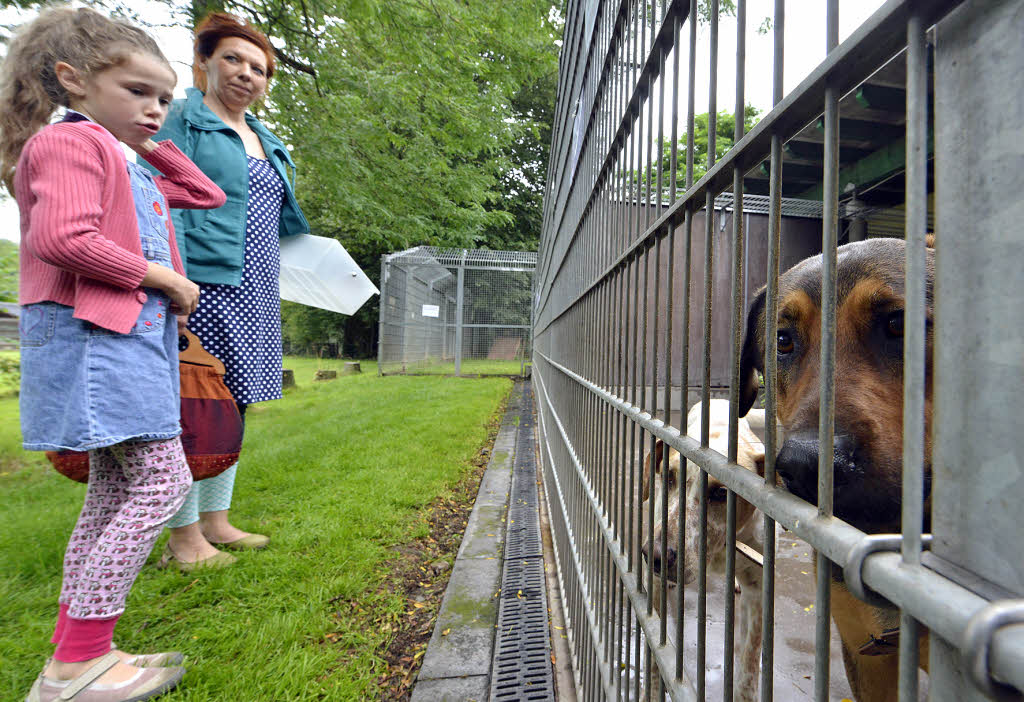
[627,527,928,701]
[665,528,856,701]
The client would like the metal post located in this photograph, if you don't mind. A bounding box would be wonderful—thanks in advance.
[816,4,839,701]
[454,253,466,377]
[377,254,387,376]
[931,2,1024,698]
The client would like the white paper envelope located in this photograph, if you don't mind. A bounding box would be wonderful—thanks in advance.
[278,234,379,315]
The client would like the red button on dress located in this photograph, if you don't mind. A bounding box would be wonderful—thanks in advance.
[145,321,152,326]
[153,202,163,216]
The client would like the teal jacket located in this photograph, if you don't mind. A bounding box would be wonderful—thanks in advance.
[145,88,310,285]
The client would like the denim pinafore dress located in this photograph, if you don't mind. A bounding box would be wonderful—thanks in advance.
[19,162,181,451]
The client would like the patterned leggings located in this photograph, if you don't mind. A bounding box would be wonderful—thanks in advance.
[60,438,192,620]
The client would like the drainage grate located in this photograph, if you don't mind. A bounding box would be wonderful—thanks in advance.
[490,383,555,701]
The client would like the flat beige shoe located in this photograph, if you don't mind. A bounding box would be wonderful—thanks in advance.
[110,645,183,668]
[117,650,185,667]
[156,546,236,572]
[121,652,184,667]
[211,533,270,551]
[28,652,185,702]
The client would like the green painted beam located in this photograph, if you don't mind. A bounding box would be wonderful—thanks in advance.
[814,116,904,143]
[798,129,933,201]
[855,84,907,112]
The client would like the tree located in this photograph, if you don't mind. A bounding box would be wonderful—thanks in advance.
[476,59,558,253]
[628,105,761,199]
[259,0,561,356]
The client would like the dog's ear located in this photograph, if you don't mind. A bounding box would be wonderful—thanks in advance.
[641,439,666,501]
[739,287,767,417]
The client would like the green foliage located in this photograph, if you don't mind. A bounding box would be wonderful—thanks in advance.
[476,51,558,253]
[0,239,17,303]
[0,351,18,398]
[280,301,347,357]
[628,105,761,198]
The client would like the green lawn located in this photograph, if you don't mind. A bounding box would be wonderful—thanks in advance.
[0,358,511,700]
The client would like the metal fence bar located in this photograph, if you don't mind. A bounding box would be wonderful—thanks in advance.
[697,2,720,697]
[723,2,748,699]
[898,9,928,702]
[537,0,688,320]
[813,4,839,700]
[672,3,697,686]
[760,2,785,701]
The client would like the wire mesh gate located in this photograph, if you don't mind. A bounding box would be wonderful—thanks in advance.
[534,1,1024,701]
[377,247,537,377]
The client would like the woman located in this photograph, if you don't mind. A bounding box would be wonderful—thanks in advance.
[146,13,309,570]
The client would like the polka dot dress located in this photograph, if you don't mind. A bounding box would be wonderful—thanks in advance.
[188,156,284,405]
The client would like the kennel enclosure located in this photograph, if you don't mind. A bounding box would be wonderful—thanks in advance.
[533,1,1024,701]
[378,247,537,376]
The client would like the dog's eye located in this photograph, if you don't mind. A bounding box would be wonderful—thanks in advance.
[886,311,904,338]
[708,486,728,502]
[777,330,794,355]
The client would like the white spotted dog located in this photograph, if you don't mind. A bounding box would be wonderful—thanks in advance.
[641,398,767,702]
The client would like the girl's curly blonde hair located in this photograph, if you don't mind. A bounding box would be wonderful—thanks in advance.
[0,6,170,194]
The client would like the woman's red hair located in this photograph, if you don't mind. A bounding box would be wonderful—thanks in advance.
[193,12,275,91]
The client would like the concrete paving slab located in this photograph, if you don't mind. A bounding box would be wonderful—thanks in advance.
[410,674,489,702]
[456,505,508,560]
[417,526,503,681]
[473,466,512,508]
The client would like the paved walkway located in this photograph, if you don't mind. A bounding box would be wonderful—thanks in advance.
[411,381,555,702]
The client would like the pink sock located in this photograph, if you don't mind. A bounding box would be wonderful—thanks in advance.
[50,604,70,645]
[53,615,120,663]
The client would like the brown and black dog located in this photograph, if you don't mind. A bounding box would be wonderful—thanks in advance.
[737,237,933,702]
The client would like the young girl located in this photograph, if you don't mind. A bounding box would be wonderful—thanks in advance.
[0,8,226,702]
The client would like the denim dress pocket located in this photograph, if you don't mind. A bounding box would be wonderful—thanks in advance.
[19,304,56,347]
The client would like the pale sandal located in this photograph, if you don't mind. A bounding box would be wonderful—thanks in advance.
[111,645,184,667]
[26,652,185,702]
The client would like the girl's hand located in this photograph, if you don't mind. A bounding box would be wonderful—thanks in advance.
[141,263,200,316]
[128,139,159,156]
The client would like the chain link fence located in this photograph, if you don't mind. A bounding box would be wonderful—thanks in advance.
[378,247,537,377]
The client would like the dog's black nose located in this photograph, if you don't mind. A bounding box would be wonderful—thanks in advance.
[776,432,820,502]
[776,432,860,503]
[642,541,676,576]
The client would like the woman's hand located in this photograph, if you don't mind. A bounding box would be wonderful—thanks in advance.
[141,262,200,316]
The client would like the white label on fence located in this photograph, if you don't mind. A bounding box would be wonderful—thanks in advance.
[422,304,440,318]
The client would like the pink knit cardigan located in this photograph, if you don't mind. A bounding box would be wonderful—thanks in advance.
[15,121,226,333]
